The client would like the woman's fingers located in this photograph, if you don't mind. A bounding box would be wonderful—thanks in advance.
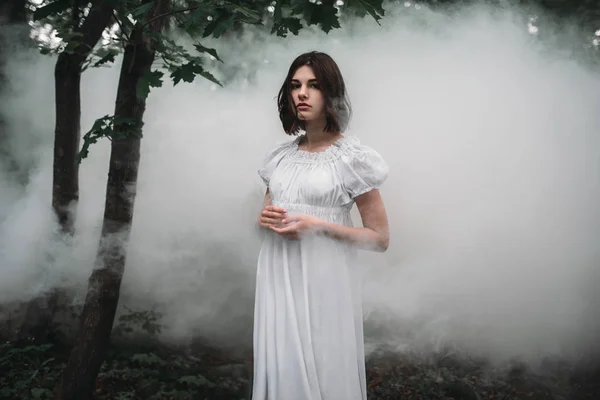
[262,222,298,240]
[260,217,283,227]
[270,224,297,234]
[262,210,285,219]
[275,230,298,240]
[259,206,297,240]
[265,205,287,213]
[262,205,286,218]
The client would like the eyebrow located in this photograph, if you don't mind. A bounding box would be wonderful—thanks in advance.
[291,78,318,83]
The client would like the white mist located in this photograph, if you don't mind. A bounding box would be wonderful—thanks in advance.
[1,3,599,366]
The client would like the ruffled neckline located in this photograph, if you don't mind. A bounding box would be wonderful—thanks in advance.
[289,134,358,163]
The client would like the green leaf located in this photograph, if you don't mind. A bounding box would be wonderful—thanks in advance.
[92,49,119,68]
[272,17,303,37]
[303,1,340,33]
[32,0,70,21]
[348,0,385,23]
[202,12,236,38]
[197,67,222,87]
[136,70,164,99]
[170,61,222,87]
[181,6,212,35]
[193,43,222,62]
[40,357,55,367]
[170,62,197,85]
[82,48,120,71]
[227,3,263,22]
[78,115,114,163]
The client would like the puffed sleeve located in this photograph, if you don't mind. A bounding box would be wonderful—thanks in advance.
[339,138,389,198]
[257,140,293,186]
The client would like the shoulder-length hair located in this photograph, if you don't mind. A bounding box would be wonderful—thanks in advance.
[277,51,352,135]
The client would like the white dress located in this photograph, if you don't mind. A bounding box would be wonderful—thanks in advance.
[252,134,389,400]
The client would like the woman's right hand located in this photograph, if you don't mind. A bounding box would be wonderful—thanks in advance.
[259,205,287,229]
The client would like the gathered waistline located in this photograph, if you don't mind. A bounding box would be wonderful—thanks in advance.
[273,202,352,216]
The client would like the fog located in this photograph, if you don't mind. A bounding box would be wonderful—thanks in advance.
[1,3,599,367]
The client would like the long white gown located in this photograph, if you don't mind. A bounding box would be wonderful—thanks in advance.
[252,134,389,400]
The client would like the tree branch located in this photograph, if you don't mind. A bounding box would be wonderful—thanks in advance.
[112,9,130,44]
[141,5,203,29]
[69,0,115,64]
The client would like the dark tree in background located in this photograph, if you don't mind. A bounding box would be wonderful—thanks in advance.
[15,0,116,345]
[55,1,174,398]
[50,0,114,235]
[0,0,28,175]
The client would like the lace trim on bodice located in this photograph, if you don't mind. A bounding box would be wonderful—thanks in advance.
[288,135,357,163]
[273,202,352,217]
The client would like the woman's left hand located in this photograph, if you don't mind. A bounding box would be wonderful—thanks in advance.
[270,214,323,240]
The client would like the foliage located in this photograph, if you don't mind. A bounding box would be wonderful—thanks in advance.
[27,0,386,161]
[365,349,598,400]
[1,339,598,400]
[28,0,600,163]
[0,339,236,400]
[81,47,121,71]
[77,115,143,162]
[95,347,244,399]
[0,343,63,400]
[112,306,164,338]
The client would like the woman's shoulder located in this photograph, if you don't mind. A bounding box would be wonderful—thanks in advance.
[261,137,298,161]
[257,136,298,185]
[267,136,299,153]
[337,136,386,164]
[336,135,389,196]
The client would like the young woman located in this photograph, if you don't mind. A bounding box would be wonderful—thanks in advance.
[253,51,390,400]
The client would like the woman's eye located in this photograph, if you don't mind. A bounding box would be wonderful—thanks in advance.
[290,82,319,89]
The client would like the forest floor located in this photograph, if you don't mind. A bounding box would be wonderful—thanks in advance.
[1,337,599,400]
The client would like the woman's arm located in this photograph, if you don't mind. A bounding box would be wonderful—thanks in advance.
[320,189,389,251]
[270,189,390,252]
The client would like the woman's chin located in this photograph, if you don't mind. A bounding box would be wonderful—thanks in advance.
[297,113,316,121]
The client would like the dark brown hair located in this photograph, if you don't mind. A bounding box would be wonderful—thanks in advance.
[277,51,352,135]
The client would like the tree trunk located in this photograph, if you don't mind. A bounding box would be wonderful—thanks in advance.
[56,1,171,399]
[52,55,83,235]
[17,0,114,344]
[52,0,114,235]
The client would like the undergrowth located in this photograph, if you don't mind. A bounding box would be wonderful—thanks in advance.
[1,306,599,399]
[0,340,249,400]
[0,342,62,399]
[3,339,599,400]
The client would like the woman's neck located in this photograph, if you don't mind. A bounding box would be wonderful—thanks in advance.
[303,119,342,147]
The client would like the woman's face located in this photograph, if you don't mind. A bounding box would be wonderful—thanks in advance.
[290,65,325,122]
